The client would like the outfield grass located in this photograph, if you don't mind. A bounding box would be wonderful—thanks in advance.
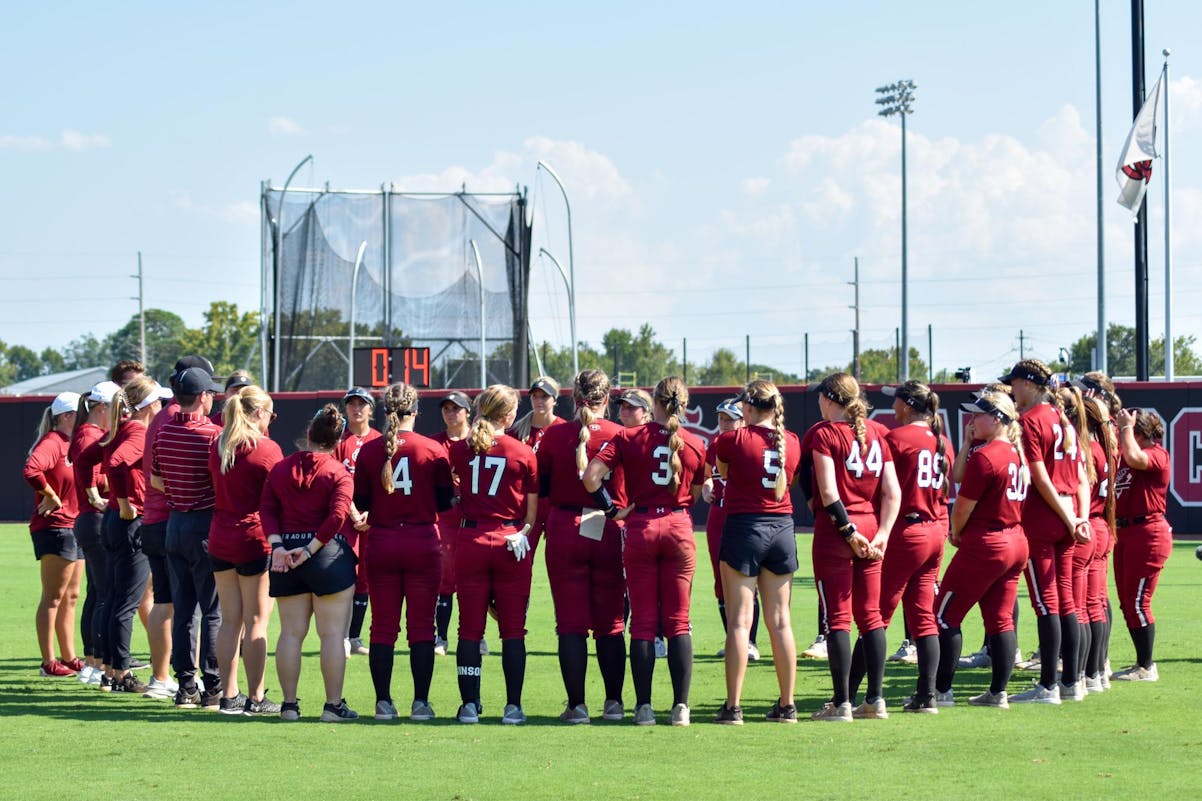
[1,522,1198,801]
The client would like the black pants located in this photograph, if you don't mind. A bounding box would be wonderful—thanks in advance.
[166,509,220,687]
[102,512,149,671]
[74,510,106,658]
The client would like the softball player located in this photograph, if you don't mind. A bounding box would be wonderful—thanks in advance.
[1079,395,1116,692]
[932,390,1030,709]
[1058,386,1098,693]
[353,382,454,721]
[511,376,563,557]
[431,391,471,655]
[801,372,900,722]
[537,369,629,724]
[583,376,706,727]
[337,387,381,656]
[446,385,539,725]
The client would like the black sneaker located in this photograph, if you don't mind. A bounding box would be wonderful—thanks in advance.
[112,673,149,694]
[714,704,744,725]
[903,694,939,714]
[97,675,113,692]
[219,692,248,715]
[765,701,797,723]
[200,689,222,710]
[128,657,151,670]
[280,701,301,721]
[174,686,201,709]
[320,699,359,722]
[245,695,282,716]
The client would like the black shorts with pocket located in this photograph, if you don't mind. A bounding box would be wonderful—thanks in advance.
[211,553,270,577]
[719,513,798,577]
[31,528,80,561]
[268,533,357,598]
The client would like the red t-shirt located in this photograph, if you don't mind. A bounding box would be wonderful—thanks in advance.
[802,420,892,516]
[209,436,284,551]
[105,420,148,513]
[957,438,1027,537]
[536,417,629,509]
[70,422,106,511]
[714,426,801,515]
[1114,443,1169,519]
[141,402,178,525]
[448,434,538,523]
[354,431,453,525]
[24,430,79,531]
[260,451,353,544]
[335,426,381,475]
[1088,440,1109,518]
[885,423,954,523]
[593,422,705,508]
[153,410,222,512]
[1019,402,1081,495]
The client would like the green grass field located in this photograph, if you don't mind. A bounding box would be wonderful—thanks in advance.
[1,522,1198,801]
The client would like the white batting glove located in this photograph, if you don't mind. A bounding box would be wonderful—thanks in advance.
[505,525,532,561]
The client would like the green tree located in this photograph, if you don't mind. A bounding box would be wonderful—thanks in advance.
[177,301,261,378]
[1067,323,1202,376]
[851,347,929,385]
[697,347,745,387]
[6,345,42,381]
[62,333,109,371]
[601,325,680,388]
[108,309,189,382]
[0,341,14,386]
[40,347,66,375]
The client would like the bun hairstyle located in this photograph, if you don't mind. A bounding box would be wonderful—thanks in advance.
[574,370,611,473]
[380,382,420,493]
[469,384,519,454]
[217,385,272,473]
[1057,385,1095,485]
[101,375,158,447]
[308,403,344,450]
[743,378,788,501]
[817,372,868,455]
[653,376,689,492]
[1133,409,1165,442]
[1081,371,1122,416]
[1083,397,1117,533]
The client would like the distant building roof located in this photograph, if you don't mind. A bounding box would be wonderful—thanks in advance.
[0,366,109,396]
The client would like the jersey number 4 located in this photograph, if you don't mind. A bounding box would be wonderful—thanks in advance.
[468,455,507,497]
[845,440,883,479]
[390,457,413,495]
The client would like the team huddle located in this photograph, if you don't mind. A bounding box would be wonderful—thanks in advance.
[22,355,1172,724]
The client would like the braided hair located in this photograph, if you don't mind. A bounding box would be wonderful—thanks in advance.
[818,372,867,455]
[1057,385,1095,485]
[743,378,788,501]
[1083,396,1117,534]
[573,370,611,473]
[653,376,689,492]
[380,382,419,493]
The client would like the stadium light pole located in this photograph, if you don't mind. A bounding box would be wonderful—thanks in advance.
[271,153,313,391]
[875,81,916,381]
[347,240,368,388]
[537,247,574,371]
[535,160,578,376]
[469,239,487,389]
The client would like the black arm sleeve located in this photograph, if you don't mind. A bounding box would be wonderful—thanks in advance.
[799,453,815,502]
[589,486,618,518]
[353,493,371,514]
[823,500,856,539]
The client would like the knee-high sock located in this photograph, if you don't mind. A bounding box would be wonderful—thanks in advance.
[410,641,434,703]
[914,635,939,698]
[455,639,481,705]
[349,593,369,640]
[847,636,865,701]
[989,630,1017,694]
[1086,621,1106,677]
[1037,615,1062,689]
[369,643,394,703]
[1077,620,1090,680]
[558,634,588,708]
[667,634,693,706]
[861,627,887,702]
[596,634,626,703]
[1130,624,1155,669]
[630,639,655,706]
[749,597,761,645]
[717,600,727,634]
[435,594,453,641]
[1059,614,1080,685]
[826,630,853,705]
[936,627,962,694]
[501,639,526,707]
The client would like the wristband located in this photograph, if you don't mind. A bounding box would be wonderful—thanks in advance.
[824,500,857,540]
[271,541,284,551]
[589,486,619,519]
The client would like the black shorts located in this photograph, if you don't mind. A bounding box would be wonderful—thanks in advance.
[31,528,80,562]
[211,553,270,577]
[140,520,173,603]
[268,533,357,598]
[720,513,798,577]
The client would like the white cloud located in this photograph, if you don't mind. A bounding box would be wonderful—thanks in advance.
[0,130,109,151]
[268,116,305,136]
[741,177,770,196]
[0,134,54,151]
[1170,75,1202,130]
[60,129,111,151]
[219,201,259,223]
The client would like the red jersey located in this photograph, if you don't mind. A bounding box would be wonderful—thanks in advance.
[209,436,284,540]
[70,422,106,511]
[957,438,1027,537]
[802,420,892,516]
[354,431,453,525]
[105,420,148,513]
[1088,440,1109,518]
[714,426,801,515]
[514,415,563,450]
[885,423,955,523]
[704,439,727,507]
[260,451,352,544]
[335,426,381,475]
[24,430,78,531]
[448,434,538,523]
[593,422,705,508]
[1019,402,1080,495]
[142,402,179,525]
[153,410,221,512]
[536,417,629,509]
[1114,443,1169,519]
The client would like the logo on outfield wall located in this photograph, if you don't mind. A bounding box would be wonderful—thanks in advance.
[1170,408,1202,506]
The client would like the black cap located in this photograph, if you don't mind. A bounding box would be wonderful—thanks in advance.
[171,355,214,388]
[882,381,926,410]
[441,391,471,410]
[176,367,223,395]
[998,364,1049,387]
[343,387,375,406]
[530,377,561,397]
[224,374,253,391]
[960,395,1013,425]
[617,390,650,411]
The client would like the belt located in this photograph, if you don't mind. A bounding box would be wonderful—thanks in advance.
[280,532,347,544]
[555,505,584,513]
[634,506,688,515]
[461,518,523,529]
[1116,515,1149,527]
[903,513,933,524]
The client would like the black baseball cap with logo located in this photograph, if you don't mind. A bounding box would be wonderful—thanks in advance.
[441,391,471,410]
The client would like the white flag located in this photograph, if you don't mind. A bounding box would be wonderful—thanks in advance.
[1116,73,1163,215]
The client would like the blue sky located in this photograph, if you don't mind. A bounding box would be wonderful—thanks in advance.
[3,2,1199,380]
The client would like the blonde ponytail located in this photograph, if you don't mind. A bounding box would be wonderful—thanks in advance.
[573,369,611,473]
[28,407,53,457]
[654,376,688,492]
[470,385,518,455]
[217,385,271,473]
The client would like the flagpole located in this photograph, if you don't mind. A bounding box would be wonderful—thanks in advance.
[1094,0,1107,374]
[1163,52,1173,380]
[1131,0,1150,380]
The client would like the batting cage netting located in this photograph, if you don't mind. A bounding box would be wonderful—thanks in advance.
[260,185,531,391]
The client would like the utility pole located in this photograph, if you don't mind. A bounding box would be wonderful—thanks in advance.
[682,337,688,384]
[1019,329,1026,360]
[745,334,751,384]
[132,252,146,366]
[849,257,862,381]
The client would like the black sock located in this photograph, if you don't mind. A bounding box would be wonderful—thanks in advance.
[718,600,727,634]
[349,593,369,640]
[1130,624,1155,668]
[1077,620,1091,680]
[936,627,962,694]
[596,634,626,703]
[1103,601,1113,667]
[410,641,435,702]
[903,622,913,641]
[436,594,453,641]
[456,639,481,705]
[501,639,526,707]
[861,627,887,701]
[1086,621,1106,676]
[666,634,693,706]
[915,635,939,699]
[749,597,760,645]
[630,639,655,706]
[1012,598,1020,638]
[1037,615,1061,689]
[558,634,588,708]
[369,643,394,703]
[848,636,865,701]
[1059,614,1080,684]
[989,630,1017,694]
[826,630,852,704]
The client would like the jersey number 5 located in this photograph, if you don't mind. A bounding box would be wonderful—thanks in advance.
[468,455,507,497]
[761,449,782,489]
